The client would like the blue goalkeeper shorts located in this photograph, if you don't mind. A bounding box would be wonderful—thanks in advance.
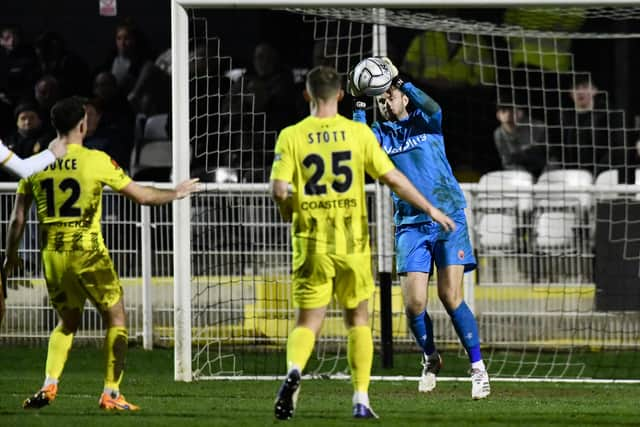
[395,209,476,274]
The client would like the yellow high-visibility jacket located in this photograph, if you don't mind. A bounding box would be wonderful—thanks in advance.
[402,31,495,86]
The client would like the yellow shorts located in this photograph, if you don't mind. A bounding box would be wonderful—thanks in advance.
[292,252,375,309]
[42,249,122,313]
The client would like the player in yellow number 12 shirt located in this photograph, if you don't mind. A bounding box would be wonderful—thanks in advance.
[270,65,455,420]
[5,96,200,411]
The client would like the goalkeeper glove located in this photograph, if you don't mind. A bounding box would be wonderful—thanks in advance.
[378,56,404,88]
[378,56,398,79]
[347,70,364,97]
[352,97,367,110]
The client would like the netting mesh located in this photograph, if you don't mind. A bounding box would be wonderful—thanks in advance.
[287,7,640,38]
[184,7,640,381]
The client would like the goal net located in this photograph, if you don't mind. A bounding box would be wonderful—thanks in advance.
[172,2,640,382]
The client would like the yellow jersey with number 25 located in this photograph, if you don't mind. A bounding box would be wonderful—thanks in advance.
[270,114,395,270]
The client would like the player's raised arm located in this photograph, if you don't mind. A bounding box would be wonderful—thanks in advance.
[347,69,369,124]
[118,178,201,206]
[0,137,67,179]
[378,168,455,232]
[399,80,441,117]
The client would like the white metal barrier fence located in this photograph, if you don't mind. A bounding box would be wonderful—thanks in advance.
[1,182,638,349]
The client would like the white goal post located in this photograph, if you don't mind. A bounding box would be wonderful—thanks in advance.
[171,0,640,383]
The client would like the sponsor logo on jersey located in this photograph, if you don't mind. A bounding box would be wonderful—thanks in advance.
[383,133,427,155]
[300,198,357,210]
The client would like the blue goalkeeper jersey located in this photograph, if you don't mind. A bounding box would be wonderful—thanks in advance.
[354,82,466,226]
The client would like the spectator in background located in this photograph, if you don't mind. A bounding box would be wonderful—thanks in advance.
[84,97,130,221]
[0,101,54,182]
[294,39,356,119]
[94,71,129,113]
[84,97,131,171]
[558,76,626,178]
[311,40,336,69]
[34,31,91,97]
[0,26,38,136]
[494,103,549,178]
[34,74,62,133]
[100,19,153,99]
[126,47,171,116]
[245,42,299,131]
[221,42,299,181]
[92,72,134,166]
[0,26,38,103]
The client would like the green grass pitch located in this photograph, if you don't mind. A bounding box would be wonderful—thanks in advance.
[0,346,638,426]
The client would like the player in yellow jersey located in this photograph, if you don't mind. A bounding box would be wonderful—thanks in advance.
[4,96,200,411]
[270,66,455,420]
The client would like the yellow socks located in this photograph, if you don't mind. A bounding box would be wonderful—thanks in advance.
[286,326,315,372]
[347,325,373,393]
[104,326,128,391]
[45,324,74,382]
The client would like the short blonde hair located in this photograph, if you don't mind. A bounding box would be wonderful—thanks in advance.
[305,65,341,101]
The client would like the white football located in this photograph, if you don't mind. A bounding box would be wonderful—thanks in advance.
[352,57,393,96]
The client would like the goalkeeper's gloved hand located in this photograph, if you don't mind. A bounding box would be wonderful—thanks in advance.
[347,69,364,97]
[379,56,398,79]
[378,56,404,89]
[352,97,367,111]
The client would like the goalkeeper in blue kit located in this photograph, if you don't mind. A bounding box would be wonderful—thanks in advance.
[350,58,490,399]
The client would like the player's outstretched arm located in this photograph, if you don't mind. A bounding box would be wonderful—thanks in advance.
[346,67,370,124]
[119,178,201,206]
[379,168,455,232]
[351,99,368,124]
[0,138,67,179]
[400,81,441,116]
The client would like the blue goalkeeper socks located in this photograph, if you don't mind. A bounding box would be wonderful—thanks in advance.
[407,310,436,356]
[448,301,482,363]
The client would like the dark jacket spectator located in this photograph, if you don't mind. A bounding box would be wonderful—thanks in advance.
[84,97,131,170]
[33,74,62,134]
[91,72,135,169]
[34,31,91,97]
[494,104,549,178]
[0,101,54,181]
[558,79,626,177]
[0,26,38,103]
[99,20,153,98]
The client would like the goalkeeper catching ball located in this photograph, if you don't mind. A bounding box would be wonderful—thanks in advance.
[350,57,491,400]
